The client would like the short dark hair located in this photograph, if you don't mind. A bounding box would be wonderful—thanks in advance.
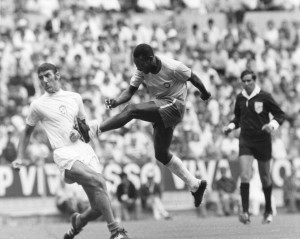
[37,63,58,74]
[133,44,154,59]
[241,70,256,80]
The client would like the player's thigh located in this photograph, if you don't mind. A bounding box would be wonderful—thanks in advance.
[129,101,163,123]
[65,160,103,187]
[239,155,254,181]
[153,124,174,152]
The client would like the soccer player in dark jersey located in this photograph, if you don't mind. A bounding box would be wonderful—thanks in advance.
[223,70,285,224]
[87,44,210,208]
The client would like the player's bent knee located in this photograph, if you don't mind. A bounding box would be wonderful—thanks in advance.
[125,104,140,118]
[154,151,169,165]
[87,174,106,189]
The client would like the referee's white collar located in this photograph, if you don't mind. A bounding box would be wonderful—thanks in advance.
[241,85,261,100]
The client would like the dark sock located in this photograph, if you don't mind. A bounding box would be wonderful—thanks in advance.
[240,183,250,213]
[108,221,120,234]
[263,184,273,213]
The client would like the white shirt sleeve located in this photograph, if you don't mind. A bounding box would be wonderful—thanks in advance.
[174,63,192,82]
[130,70,144,88]
[26,102,40,126]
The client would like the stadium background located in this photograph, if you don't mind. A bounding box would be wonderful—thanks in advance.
[0,0,300,220]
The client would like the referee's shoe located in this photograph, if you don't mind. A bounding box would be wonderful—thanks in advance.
[192,180,207,207]
[262,211,273,224]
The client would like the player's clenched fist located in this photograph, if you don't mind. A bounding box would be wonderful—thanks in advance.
[200,91,211,101]
[105,98,117,109]
[69,129,81,142]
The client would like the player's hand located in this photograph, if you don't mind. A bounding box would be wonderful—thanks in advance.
[11,158,28,172]
[262,124,274,133]
[200,91,211,101]
[222,126,232,136]
[70,129,81,142]
[104,98,117,109]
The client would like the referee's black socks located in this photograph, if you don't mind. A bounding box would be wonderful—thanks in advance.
[263,184,273,213]
[240,183,250,213]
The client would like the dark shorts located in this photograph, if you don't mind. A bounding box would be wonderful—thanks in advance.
[154,98,185,128]
[239,137,272,161]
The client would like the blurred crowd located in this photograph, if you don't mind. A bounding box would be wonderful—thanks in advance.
[1,0,300,167]
[2,0,300,18]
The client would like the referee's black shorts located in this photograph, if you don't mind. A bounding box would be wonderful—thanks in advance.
[239,136,272,161]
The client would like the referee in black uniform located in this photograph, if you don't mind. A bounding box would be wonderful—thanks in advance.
[223,70,285,224]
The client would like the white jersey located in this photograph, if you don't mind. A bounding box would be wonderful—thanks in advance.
[130,56,191,102]
[26,89,86,150]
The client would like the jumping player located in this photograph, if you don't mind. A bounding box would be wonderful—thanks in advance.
[87,43,210,207]
[223,70,285,224]
[11,63,131,239]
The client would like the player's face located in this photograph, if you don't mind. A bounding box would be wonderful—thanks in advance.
[38,70,59,93]
[241,74,255,95]
[134,56,152,74]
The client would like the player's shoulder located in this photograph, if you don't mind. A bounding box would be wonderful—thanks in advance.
[159,55,189,72]
[30,93,47,106]
[62,90,82,100]
[62,90,80,97]
[159,55,181,67]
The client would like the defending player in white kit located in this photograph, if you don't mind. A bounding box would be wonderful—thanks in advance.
[11,63,131,239]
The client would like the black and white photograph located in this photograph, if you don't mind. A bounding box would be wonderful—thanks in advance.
[0,0,300,238]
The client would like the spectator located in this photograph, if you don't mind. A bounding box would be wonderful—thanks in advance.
[140,169,171,220]
[55,179,89,216]
[116,172,139,221]
[214,166,239,216]
[0,126,17,164]
[219,131,239,161]
[283,164,300,213]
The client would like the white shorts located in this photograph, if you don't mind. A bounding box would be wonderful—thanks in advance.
[53,140,102,183]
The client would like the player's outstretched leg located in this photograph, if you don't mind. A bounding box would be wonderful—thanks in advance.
[191,180,207,207]
[64,212,87,239]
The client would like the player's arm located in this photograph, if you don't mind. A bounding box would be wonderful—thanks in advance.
[262,94,285,133]
[188,72,211,101]
[223,98,241,136]
[11,124,35,171]
[105,85,138,109]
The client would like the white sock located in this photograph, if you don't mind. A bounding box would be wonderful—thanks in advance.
[166,155,200,192]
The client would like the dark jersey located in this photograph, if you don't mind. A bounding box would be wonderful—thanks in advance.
[230,89,285,141]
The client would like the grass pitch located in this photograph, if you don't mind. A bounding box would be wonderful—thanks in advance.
[1,212,299,239]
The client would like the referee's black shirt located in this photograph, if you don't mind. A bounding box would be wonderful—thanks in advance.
[230,88,285,141]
